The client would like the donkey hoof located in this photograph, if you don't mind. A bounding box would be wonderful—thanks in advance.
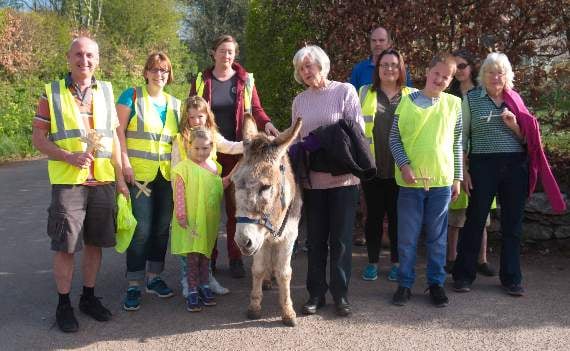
[247,309,262,320]
[262,279,272,290]
[282,317,297,327]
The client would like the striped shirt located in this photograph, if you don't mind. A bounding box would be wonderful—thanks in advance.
[292,80,364,189]
[389,90,463,181]
[463,86,524,154]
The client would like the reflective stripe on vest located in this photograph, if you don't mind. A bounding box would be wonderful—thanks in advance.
[359,85,415,157]
[195,72,254,113]
[125,85,180,181]
[46,79,115,184]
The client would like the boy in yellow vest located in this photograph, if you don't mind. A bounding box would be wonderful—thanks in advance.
[32,37,128,332]
[389,53,462,307]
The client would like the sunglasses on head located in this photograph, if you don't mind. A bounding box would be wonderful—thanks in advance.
[457,63,469,70]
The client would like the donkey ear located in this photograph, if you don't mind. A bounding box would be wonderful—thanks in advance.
[274,117,303,157]
[242,113,258,142]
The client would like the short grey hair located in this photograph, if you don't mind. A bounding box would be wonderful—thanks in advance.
[479,52,515,90]
[68,37,99,56]
[292,45,330,85]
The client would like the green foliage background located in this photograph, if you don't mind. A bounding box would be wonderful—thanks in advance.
[0,2,194,160]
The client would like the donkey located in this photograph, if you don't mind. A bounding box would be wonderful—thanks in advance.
[231,114,303,327]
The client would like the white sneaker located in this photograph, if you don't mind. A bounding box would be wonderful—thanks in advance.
[209,271,230,295]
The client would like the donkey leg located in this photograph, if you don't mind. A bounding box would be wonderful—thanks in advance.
[247,253,265,320]
[275,245,296,326]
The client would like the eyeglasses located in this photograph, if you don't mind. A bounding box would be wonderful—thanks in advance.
[380,63,399,70]
[457,63,469,70]
[148,68,170,74]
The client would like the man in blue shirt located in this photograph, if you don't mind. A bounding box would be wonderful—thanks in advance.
[349,26,413,91]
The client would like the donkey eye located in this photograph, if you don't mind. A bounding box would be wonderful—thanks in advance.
[259,184,271,193]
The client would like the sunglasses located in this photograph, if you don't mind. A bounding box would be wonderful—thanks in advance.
[457,63,469,70]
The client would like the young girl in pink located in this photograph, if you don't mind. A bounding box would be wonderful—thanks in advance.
[171,126,224,311]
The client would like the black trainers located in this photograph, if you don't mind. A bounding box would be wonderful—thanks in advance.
[79,295,112,321]
[229,259,245,278]
[426,285,449,307]
[477,262,497,277]
[453,280,472,293]
[392,286,411,306]
[503,284,525,297]
[56,303,79,333]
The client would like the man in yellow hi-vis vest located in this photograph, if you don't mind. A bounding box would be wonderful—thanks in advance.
[31,37,128,333]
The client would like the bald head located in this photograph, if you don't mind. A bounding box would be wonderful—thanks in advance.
[370,27,392,60]
[69,37,99,56]
[67,36,100,82]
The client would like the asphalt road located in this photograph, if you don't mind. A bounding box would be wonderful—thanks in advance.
[0,159,569,351]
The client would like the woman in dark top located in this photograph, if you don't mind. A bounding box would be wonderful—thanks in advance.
[188,35,278,278]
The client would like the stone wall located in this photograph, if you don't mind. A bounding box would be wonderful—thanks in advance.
[488,193,570,241]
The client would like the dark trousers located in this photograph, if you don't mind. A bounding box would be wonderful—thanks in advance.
[212,153,242,262]
[305,185,358,301]
[453,153,528,286]
[362,178,399,264]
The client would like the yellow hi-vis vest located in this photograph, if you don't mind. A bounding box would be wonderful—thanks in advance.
[194,72,255,113]
[126,86,180,182]
[45,79,115,184]
[394,92,461,188]
[359,85,414,156]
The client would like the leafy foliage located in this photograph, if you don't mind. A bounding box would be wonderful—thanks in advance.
[245,0,319,129]
[181,0,248,72]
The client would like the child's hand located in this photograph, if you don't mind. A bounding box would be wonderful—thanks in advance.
[177,214,188,229]
[222,176,232,189]
[451,180,461,202]
[400,164,417,184]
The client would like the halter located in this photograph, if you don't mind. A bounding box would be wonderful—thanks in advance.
[235,163,291,238]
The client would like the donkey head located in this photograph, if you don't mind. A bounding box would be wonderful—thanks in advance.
[232,114,302,256]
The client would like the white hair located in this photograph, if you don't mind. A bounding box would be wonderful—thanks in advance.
[292,45,330,85]
[479,52,515,89]
[68,37,99,56]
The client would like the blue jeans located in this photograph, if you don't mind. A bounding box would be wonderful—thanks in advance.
[126,172,173,281]
[453,153,528,286]
[397,186,451,288]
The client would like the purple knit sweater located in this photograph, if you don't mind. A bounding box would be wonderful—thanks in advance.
[292,80,364,189]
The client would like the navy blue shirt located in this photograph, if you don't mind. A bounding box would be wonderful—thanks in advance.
[349,56,413,91]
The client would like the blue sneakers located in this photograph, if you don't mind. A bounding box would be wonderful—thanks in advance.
[123,287,141,311]
[388,264,399,282]
[199,285,217,306]
[362,264,378,281]
[186,289,202,312]
[146,277,174,298]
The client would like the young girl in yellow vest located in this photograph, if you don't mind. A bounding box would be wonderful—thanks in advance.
[171,126,224,312]
[171,96,243,298]
[389,53,463,308]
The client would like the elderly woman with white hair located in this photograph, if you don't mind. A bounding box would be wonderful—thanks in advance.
[291,45,364,317]
[452,52,566,296]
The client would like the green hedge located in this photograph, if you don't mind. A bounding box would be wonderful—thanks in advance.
[245,0,318,130]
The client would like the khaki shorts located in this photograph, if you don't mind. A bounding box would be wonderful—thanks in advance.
[448,209,490,229]
[47,184,117,253]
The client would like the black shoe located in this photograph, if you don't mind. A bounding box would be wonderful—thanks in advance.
[392,286,411,306]
[79,295,112,321]
[503,284,525,297]
[452,280,472,293]
[334,297,351,317]
[426,285,449,307]
[445,260,455,274]
[229,259,245,279]
[477,262,497,277]
[302,296,326,315]
[56,303,78,333]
